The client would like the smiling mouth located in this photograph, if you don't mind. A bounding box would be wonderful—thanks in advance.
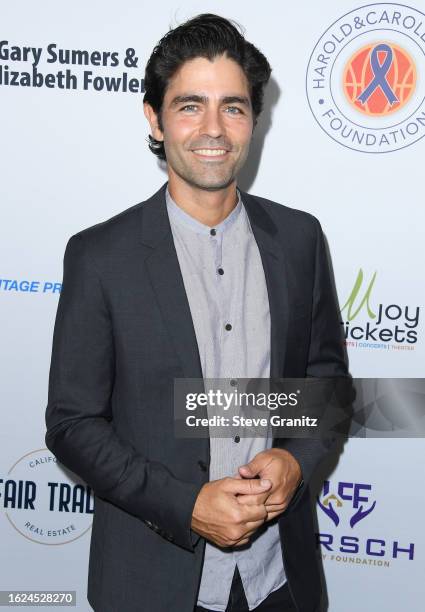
[192,148,229,158]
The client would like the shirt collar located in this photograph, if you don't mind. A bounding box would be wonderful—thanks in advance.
[165,186,243,236]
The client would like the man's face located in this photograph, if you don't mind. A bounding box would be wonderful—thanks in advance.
[145,54,254,191]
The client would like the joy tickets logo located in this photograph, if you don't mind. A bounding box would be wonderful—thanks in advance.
[0,449,93,545]
[340,269,420,348]
[306,3,425,153]
[317,480,376,527]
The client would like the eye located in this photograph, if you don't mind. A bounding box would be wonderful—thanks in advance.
[225,106,243,114]
[180,104,198,112]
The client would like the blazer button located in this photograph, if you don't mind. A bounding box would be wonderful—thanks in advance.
[197,459,208,472]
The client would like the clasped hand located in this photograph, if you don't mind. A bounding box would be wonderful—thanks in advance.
[191,448,302,548]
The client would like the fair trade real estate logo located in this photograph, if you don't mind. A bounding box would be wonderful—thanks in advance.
[306,3,425,153]
[0,449,93,544]
[340,269,420,350]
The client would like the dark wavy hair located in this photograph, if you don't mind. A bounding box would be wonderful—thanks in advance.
[143,13,272,160]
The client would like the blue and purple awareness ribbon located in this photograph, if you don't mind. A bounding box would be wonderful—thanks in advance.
[357,43,399,105]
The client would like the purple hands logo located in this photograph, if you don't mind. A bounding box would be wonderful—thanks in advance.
[317,481,376,528]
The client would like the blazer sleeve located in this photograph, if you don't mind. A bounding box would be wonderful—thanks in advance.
[275,216,349,512]
[45,233,203,552]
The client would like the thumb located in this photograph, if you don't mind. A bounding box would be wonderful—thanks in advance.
[225,477,272,496]
[238,455,263,478]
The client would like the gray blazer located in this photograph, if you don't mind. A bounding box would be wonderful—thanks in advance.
[45,182,347,612]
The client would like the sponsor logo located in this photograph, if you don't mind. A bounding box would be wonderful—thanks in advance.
[306,3,425,152]
[340,269,420,350]
[343,41,416,116]
[317,480,415,565]
[0,278,61,293]
[0,449,93,544]
[318,480,376,527]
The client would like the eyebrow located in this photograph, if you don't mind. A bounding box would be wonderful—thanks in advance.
[169,94,250,107]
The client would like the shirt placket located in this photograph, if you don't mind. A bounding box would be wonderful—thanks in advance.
[213,226,244,479]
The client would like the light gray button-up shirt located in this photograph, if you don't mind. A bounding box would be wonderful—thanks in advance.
[166,187,286,611]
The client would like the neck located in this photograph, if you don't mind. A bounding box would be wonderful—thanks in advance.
[167,173,238,227]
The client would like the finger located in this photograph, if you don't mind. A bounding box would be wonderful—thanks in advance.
[238,465,255,478]
[220,520,264,548]
[238,454,265,478]
[243,520,267,534]
[233,522,264,542]
[236,492,270,506]
[265,500,287,509]
[239,503,268,524]
[265,504,287,514]
[238,463,262,479]
[223,476,272,496]
[263,488,290,507]
[244,513,268,528]
[241,508,268,525]
[231,500,268,526]
[231,518,268,544]
[266,509,286,521]
[233,537,250,547]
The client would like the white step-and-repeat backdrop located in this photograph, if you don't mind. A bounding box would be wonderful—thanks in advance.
[1,1,424,610]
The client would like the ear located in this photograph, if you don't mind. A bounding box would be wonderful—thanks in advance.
[143,102,164,142]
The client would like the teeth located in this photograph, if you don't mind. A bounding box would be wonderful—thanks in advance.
[194,149,227,156]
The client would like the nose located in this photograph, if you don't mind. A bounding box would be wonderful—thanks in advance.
[199,105,224,139]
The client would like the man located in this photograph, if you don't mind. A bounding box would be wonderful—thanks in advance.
[45,13,347,612]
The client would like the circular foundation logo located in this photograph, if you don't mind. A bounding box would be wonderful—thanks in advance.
[343,42,416,115]
[1,449,93,545]
[306,3,425,153]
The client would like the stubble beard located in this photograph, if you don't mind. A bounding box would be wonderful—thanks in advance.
[166,143,250,192]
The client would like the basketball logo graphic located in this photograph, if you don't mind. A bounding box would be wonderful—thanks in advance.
[343,42,416,116]
[306,3,425,153]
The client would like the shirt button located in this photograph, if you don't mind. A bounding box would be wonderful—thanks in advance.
[210,228,216,236]
[217,267,224,275]
[234,435,240,443]
[225,323,232,331]
[197,459,208,472]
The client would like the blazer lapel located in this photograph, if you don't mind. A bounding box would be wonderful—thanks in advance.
[139,183,204,381]
[241,190,289,379]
